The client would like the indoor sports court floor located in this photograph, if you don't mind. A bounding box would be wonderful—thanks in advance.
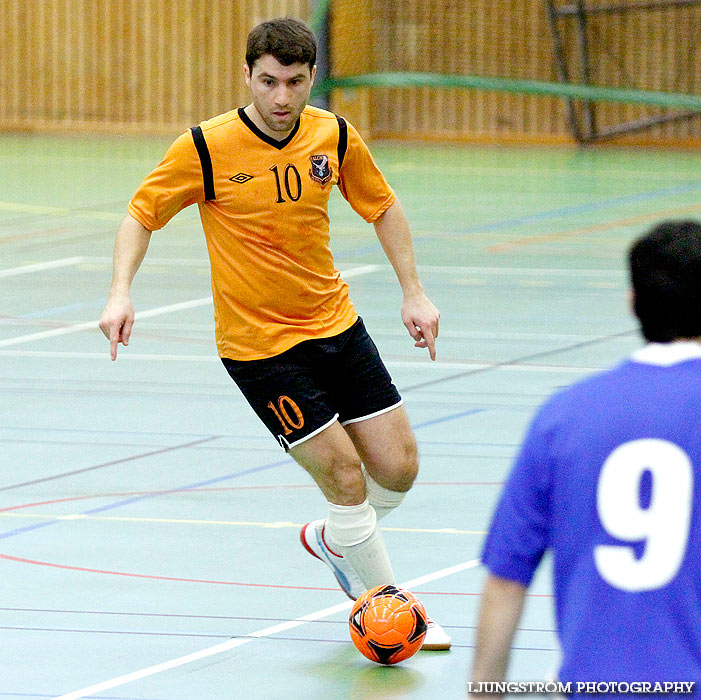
[2,132,700,699]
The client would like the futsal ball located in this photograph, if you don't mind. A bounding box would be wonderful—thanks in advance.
[348,584,428,665]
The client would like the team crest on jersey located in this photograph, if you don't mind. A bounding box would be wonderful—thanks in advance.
[309,155,332,185]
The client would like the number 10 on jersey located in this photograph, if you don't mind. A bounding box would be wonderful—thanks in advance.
[270,164,301,203]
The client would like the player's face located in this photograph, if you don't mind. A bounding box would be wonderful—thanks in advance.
[244,54,316,138]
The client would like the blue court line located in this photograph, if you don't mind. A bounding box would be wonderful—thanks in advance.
[0,695,179,700]
[17,299,106,320]
[0,408,485,541]
[0,520,80,541]
[335,181,701,259]
[81,459,291,516]
[0,459,291,541]
[1,625,235,639]
[451,181,701,235]
[413,408,485,430]
[0,437,220,493]
[0,426,231,439]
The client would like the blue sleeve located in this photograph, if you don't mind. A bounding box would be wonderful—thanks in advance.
[481,410,554,586]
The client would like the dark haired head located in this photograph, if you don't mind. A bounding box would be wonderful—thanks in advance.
[246,18,317,73]
[629,219,701,342]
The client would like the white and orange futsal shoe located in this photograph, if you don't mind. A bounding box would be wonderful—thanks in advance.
[422,620,452,650]
[300,519,366,600]
[301,519,452,650]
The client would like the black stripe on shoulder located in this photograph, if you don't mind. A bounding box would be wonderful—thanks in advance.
[190,125,215,201]
[336,115,348,170]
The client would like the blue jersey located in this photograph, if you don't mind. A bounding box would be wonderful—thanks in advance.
[481,342,701,694]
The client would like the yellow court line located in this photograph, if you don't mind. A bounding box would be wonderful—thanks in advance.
[0,200,122,221]
[488,202,701,253]
[0,201,70,215]
[0,511,486,535]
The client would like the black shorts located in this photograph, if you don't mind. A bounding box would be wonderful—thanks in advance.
[221,318,402,450]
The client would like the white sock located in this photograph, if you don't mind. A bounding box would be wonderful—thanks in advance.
[325,500,395,589]
[365,471,407,521]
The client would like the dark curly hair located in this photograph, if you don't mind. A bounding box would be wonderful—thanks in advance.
[246,18,317,73]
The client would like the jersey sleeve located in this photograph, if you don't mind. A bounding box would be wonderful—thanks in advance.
[128,130,205,231]
[336,120,395,222]
[480,409,554,586]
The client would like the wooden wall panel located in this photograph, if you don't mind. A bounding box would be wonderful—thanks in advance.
[0,0,312,133]
[0,0,698,144]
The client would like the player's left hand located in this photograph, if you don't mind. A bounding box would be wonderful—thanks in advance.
[401,292,440,361]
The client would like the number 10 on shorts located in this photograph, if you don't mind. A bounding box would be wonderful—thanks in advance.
[268,395,305,435]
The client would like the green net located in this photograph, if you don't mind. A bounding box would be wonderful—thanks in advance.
[313,0,701,142]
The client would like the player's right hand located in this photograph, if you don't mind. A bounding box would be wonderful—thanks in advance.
[99,295,135,361]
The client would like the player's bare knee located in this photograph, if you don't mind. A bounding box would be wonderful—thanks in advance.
[332,455,365,496]
[396,449,419,492]
[406,446,420,488]
[383,437,419,492]
[319,452,365,504]
[368,464,417,497]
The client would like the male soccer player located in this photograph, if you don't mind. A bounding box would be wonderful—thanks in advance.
[99,17,449,649]
[470,220,701,695]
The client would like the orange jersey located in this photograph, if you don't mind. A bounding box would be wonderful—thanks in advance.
[129,105,395,360]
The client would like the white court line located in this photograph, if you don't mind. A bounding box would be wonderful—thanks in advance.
[0,349,603,373]
[0,350,218,360]
[79,257,621,278]
[0,257,86,279]
[0,265,379,349]
[79,258,620,277]
[0,319,100,348]
[0,298,213,349]
[341,264,381,278]
[415,265,623,278]
[52,558,481,700]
